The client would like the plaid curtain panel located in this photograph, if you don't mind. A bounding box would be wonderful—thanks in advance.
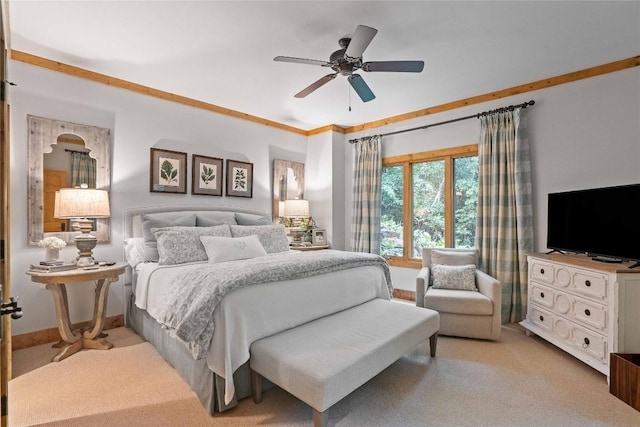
[351,135,382,254]
[477,108,534,323]
[71,151,97,188]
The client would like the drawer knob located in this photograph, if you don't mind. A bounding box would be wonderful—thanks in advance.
[584,309,591,316]
[540,268,545,274]
[582,337,590,348]
[539,315,544,322]
[540,292,545,298]
[585,280,591,287]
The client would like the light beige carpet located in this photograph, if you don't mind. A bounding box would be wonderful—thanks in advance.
[9,325,640,426]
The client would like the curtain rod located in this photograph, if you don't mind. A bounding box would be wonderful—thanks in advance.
[64,148,89,154]
[348,100,535,144]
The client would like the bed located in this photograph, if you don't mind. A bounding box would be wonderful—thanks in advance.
[123,205,393,414]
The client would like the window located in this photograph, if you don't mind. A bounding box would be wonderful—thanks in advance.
[381,144,478,267]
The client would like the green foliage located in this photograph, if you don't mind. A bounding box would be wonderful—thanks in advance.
[200,165,216,184]
[234,169,246,190]
[160,160,178,184]
[381,154,478,257]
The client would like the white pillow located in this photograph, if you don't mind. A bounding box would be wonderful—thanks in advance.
[431,264,477,291]
[124,237,146,268]
[200,235,267,263]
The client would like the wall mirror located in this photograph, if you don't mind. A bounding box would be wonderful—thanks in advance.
[28,115,111,245]
[272,159,305,222]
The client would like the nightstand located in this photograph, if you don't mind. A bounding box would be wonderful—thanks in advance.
[290,245,330,251]
[26,262,127,362]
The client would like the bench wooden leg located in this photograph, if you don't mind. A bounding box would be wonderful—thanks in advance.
[313,409,328,427]
[429,332,438,357]
[251,370,263,403]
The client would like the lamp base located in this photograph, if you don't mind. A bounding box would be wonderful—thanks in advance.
[74,233,97,267]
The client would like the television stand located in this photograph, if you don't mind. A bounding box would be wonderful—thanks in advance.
[591,255,623,264]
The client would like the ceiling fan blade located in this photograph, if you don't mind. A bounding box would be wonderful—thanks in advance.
[294,73,337,98]
[348,74,376,102]
[274,56,332,67]
[344,25,378,62]
[362,60,425,73]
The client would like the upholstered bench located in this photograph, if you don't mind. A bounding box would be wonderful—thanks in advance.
[250,298,440,427]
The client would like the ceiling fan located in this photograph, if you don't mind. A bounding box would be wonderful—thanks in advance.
[274,25,424,102]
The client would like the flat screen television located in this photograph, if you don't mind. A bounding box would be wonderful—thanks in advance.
[547,183,640,267]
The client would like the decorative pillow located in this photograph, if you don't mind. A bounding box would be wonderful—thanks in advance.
[235,212,272,225]
[431,264,477,291]
[141,214,196,262]
[431,249,477,267]
[154,225,232,265]
[196,213,237,227]
[124,237,146,268]
[200,235,267,263]
[229,224,290,254]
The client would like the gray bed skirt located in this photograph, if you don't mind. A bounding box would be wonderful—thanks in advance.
[126,295,269,414]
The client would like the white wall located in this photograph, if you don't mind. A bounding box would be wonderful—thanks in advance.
[8,59,640,333]
[8,60,308,335]
[343,67,640,291]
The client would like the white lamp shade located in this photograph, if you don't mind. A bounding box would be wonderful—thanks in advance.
[54,188,111,219]
[283,199,309,218]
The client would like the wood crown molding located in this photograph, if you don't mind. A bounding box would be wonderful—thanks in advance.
[11,50,639,137]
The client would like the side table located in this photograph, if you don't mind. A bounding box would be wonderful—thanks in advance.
[290,245,330,251]
[26,262,127,362]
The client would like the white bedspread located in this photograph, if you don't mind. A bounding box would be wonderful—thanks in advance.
[135,257,391,404]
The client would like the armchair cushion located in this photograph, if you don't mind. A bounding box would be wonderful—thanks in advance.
[431,264,477,291]
[425,288,493,316]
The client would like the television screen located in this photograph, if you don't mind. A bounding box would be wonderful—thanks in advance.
[547,184,640,263]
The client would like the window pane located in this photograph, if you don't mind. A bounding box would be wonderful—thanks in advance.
[381,165,404,257]
[453,156,479,248]
[412,160,445,257]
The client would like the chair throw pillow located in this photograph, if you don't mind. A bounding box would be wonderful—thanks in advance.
[431,264,477,291]
[200,235,268,263]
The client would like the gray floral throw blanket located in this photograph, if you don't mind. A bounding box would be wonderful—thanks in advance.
[156,250,393,359]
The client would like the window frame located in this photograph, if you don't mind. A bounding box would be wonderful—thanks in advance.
[382,144,478,268]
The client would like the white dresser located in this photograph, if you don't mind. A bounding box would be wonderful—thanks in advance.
[520,253,640,377]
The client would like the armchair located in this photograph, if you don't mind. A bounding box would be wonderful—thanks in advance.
[416,248,501,340]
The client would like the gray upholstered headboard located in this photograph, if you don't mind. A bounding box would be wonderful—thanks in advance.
[123,204,270,240]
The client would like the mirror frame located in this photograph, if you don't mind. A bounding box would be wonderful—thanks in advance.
[28,115,112,246]
[272,159,305,222]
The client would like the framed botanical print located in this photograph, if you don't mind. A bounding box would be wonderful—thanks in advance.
[312,229,327,245]
[192,154,223,196]
[226,159,253,198]
[150,148,187,194]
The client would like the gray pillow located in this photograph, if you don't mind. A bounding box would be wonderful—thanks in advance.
[141,214,196,262]
[229,224,290,254]
[155,225,232,265]
[431,264,477,291]
[431,249,476,267]
[235,212,272,225]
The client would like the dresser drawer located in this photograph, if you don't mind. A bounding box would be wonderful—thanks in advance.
[571,297,607,331]
[571,323,607,362]
[529,260,555,285]
[530,305,553,333]
[530,283,554,309]
[573,270,607,300]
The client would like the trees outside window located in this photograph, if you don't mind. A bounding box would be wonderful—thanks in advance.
[381,144,478,268]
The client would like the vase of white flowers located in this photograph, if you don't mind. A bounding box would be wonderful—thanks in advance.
[38,237,67,262]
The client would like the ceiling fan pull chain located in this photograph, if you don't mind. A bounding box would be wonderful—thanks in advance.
[348,84,352,112]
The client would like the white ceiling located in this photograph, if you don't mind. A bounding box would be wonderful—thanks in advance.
[5,1,640,131]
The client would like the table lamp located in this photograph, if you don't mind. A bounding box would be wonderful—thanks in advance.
[283,198,309,243]
[54,185,110,267]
